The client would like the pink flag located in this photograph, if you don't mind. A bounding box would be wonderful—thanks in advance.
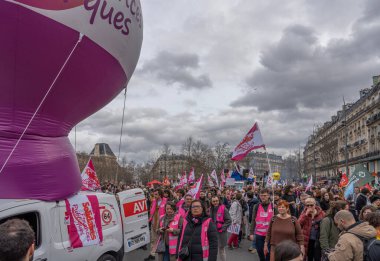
[220,170,226,189]
[81,159,101,192]
[231,122,265,161]
[305,176,313,191]
[188,174,203,199]
[188,167,195,183]
[207,174,214,187]
[210,169,219,187]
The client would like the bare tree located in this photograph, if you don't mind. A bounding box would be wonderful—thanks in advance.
[213,142,230,173]
[182,136,194,169]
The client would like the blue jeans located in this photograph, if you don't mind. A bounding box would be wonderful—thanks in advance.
[255,234,270,261]
[163,246,170,261]
[251,236,257,248]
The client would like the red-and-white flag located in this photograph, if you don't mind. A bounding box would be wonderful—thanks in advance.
[210,169,219,187]
[339,172,349,187]
[207,174,214,187]
[231,122,265,161]
[305,176,313,191]
[188,167,195,183]
[81,159,101,192]
[188,174,203,199]
[181,171,188,185]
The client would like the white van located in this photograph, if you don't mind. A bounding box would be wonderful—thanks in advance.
[0,188,150,261]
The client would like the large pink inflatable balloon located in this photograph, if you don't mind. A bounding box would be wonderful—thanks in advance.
[0,0,143,200]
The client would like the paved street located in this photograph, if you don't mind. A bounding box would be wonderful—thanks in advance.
[124,234,258,261]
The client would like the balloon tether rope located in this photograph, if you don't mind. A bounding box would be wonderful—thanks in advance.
[114,87,127,192]
[0,33,84,175]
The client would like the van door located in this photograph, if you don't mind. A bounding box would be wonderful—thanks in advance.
[118,188,150,253]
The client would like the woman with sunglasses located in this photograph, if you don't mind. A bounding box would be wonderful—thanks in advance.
[210,196,232,261]
[177,200,218,261]
[298,197,325,261]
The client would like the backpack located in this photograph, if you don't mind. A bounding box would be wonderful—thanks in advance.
[347,233,380,261]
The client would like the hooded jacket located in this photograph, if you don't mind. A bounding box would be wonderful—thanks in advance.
[328,221,377,261]
[229,199,242,225]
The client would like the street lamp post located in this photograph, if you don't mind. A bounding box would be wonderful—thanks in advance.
[343,97,349,177]
[313,125,317,183]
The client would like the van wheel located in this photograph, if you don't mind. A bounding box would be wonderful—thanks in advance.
[97,254,117,261]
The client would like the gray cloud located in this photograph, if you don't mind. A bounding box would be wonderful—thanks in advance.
[69,0,380,164]
[232,4,380,112]
[139,51,212,90]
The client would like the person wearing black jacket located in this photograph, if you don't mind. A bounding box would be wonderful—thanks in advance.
[355,187,370,215]
[282,185,297,217]
[177,200,218,261]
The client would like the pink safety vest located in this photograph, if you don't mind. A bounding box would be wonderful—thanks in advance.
[215,205,225,233]
[176,198,184,208]
[178,218,211,261]
[255,203,273,236]
[156,214,181,255]
[149,197,168,223]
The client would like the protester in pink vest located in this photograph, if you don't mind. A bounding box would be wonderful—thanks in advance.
[178,194,193,219]
[145,189,168,261]
[155,202,183,261]
[177,200,218,261]
[249,188,277,261]
[210,196,232,261]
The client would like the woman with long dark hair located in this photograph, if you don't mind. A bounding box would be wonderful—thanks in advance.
[320,192,334,211]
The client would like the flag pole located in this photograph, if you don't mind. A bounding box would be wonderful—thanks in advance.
[264,148,275,206]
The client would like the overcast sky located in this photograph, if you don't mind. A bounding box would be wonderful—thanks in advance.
[69,0,380,163]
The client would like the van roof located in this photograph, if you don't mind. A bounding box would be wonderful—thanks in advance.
[0,198,41,212]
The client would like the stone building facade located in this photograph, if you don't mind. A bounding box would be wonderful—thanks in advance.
[304,76,380,178]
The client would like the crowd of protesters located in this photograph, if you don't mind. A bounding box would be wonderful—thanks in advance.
[129,179,380,261]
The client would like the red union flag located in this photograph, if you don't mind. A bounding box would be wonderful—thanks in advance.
[339,173,349,187]
[231,122,265,161]
[81,159,101,192]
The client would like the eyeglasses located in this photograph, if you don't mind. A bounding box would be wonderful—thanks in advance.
[306,204,315,207]
[191,205,202,209]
